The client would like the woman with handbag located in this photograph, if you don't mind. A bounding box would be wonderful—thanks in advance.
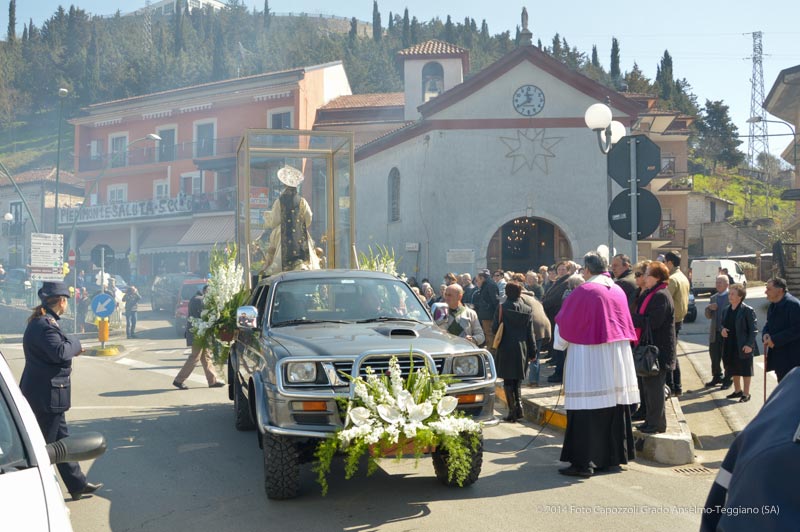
[632,262,676,434]
[492,281,536,422]
[720,283,759,403]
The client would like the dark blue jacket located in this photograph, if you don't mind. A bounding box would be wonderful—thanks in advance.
[763,293,800,377]
[20,308,83,414]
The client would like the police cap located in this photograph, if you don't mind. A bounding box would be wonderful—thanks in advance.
[38,281,72,301]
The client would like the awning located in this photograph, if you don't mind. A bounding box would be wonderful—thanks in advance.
[77,229,131,256]
[138,224,191,255]
[177,215,235,248]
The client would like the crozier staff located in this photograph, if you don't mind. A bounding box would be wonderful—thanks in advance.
[261,165,320,275]
[20,281,103,500]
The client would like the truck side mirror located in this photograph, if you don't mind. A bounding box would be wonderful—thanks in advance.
[237,305,258,330]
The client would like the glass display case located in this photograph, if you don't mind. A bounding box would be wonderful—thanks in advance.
[236,130,354,288]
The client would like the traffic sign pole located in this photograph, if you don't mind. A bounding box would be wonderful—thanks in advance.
[630,138,638,264]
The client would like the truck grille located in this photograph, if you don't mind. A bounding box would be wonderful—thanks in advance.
[333,356,444,379]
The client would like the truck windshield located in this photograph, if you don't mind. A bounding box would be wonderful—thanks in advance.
[270,278,432,325]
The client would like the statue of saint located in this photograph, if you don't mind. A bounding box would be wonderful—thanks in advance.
[261,165,320,275]
[521,7,529,32]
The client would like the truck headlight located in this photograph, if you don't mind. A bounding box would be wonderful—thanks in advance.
[286,362,317,383]
[453,355,480,377]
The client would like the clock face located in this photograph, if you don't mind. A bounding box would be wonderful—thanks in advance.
[512,85,545,117]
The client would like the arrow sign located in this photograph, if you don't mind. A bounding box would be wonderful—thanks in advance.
[91,293,116,318]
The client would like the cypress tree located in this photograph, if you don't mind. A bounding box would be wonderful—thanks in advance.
[480,19,488,40]
[656,50,674,101]
[7,0,16,43]
[591,45,600,68]
[387,11,393,31]
[372,1,381,42]
[174,0,184,55]
[410,16,419,44]
[610,37,620,81]
[444,15,454,43]
[401,8,410,48]
[349,16,357,43]
[263,0,271,30]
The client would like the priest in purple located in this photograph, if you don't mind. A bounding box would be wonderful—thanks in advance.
[553,252,640,478]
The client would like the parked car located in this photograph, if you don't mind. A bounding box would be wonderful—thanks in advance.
[150,273,200,312]
[0,350,107,531]
[230,269,497,500]
[690,259,747,296]
[685,291,697,323]
[174,279,208,336]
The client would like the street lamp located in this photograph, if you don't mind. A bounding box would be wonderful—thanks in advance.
[54,87,69,235]
[747,115,798,173]
[585,102,626,260]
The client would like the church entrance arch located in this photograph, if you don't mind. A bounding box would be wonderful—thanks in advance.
[486,217,572,273]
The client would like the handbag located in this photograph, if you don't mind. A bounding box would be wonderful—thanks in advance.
[492,306,504,349]
[633,318,660,377]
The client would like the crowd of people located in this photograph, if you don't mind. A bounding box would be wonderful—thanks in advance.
[419,249,800,481]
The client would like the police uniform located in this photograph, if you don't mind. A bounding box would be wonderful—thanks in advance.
[20,281,99,499]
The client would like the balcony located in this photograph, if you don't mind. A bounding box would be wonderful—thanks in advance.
[78,137,241,173]
[646,220,686,248]
[58,186,236,226]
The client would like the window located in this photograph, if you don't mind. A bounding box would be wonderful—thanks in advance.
[109,134,128,168]
[90,140,102,161]
[421,62,444,103]
[660,156,676,176]
[388,167,400,223]
[108,184,127,204]
[157,127,176,162]
[154,180,170,200]
[271,111,292,130]
[162,3,174,15]
[710,201,717,222]
[182,172,203,195]
[194,121,215,157]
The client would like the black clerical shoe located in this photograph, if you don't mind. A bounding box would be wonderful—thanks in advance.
[631,410,646,421]
[172,380,188,390]
[209,381,226,388]
[719,380,732,390]
[704,378,722,387]
[638,426,666,434]
[738,394,751,403]
[71,482,103,501]
[558,465,593,478]
[726,390,743,399]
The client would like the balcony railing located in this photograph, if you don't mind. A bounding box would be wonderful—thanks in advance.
[78,137,240,172]
[647,220,686,247]
[58,187,236,225]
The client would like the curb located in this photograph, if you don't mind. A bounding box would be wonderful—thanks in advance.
[496,379,695,466]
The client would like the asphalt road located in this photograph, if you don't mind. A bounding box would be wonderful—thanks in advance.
[2,301,772,532]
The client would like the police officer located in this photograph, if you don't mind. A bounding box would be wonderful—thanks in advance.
[20,281,103,501]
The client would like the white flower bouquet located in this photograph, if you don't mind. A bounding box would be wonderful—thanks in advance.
[189,244,249,365]
[314,354,483,495]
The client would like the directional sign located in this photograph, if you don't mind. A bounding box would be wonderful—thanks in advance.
[608,188,662,240]
[607,135,662,188]
[91,293,116,318]
[30,232,65,281]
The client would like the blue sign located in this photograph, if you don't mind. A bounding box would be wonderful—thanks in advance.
[91,293,116,318]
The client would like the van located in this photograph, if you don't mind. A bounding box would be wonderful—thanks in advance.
[689,259,747,295]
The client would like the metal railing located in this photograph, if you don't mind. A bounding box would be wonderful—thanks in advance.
[78,136,240,172]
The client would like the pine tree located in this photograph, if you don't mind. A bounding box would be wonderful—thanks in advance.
[7,0,16,43]
[610,37,620,82]
[372,1,381,42]
[551,33,561,58]
[591,45,599,68]
[695,99,745,174]
[401,8,410,48]
[623,63,652,94]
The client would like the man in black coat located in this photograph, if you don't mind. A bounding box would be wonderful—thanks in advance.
[762,277,800,382]
[21,281,103,500]
[542,261,571,382]
[611,253,637,308]
[474,271,499,350]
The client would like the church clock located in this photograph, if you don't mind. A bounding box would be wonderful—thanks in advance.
[512,85,545,117]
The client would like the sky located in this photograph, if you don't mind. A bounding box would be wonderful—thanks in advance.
[8,1,800,160]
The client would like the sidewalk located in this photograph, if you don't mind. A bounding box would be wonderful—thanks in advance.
[496,349,695,466]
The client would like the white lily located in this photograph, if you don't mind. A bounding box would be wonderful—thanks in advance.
[437,396,458,416]
[407,402,433,422]
[377,404,404,424]
[396,389,414,412]
[348,406,372,427]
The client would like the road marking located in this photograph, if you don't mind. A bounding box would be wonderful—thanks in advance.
[116,356,210,385]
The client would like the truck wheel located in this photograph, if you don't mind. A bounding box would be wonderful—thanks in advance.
[432,435,483,487]
[233,375,255,431]
[263,432,300,500]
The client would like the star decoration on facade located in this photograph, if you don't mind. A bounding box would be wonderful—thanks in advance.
[500,129,563,174]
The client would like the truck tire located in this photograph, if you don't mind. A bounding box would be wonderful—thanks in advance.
[233,374,255,431]
[432,435,483,487]
[263,432,300,500]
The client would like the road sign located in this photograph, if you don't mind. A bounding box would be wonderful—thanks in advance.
[91,293,116,318]
[608,188,662,240]
[607,135,662,188]
[91,244,115,268]
[68,249,76,268]
[30,232,65,281]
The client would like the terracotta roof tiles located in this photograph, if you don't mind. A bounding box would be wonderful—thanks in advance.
[321,92,404,110]
[398,39,468,56]
[7,168,82,186]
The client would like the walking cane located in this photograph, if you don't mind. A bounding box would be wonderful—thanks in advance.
[763,345,769,403]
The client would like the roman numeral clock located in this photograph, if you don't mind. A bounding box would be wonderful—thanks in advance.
[512,85,545,116]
